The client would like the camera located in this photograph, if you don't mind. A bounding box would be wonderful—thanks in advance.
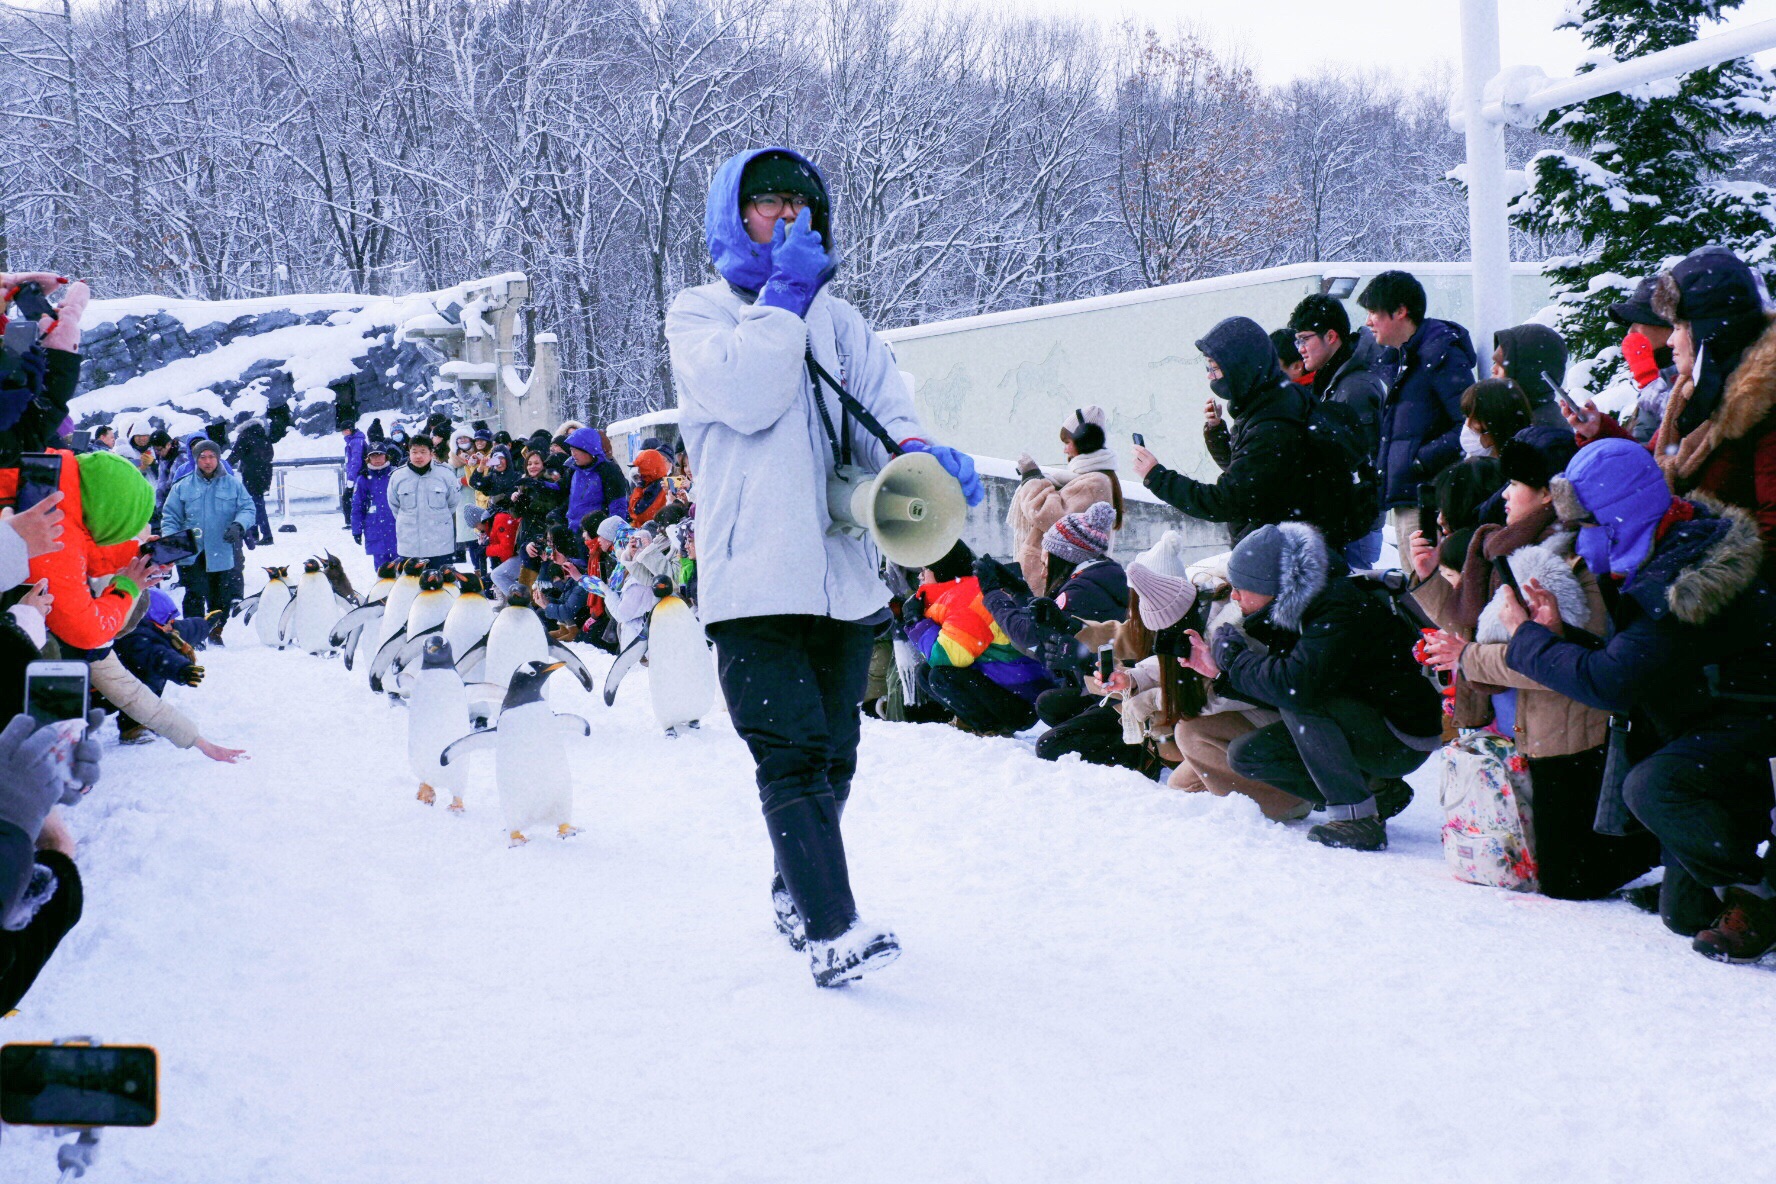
[1153,623,1193,658]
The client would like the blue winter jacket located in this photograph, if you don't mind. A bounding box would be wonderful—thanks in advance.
[161,468,257,571]
[115,619,195,697]
[1377,318,1478,509]
[564,426,629,528]
[351,464,398,559]
[343,431,367,483]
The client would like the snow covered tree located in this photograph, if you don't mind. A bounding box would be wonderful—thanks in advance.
[1510,0,1776,392]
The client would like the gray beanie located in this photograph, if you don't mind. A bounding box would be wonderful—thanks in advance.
[190,438,221,459]
[596,515,626,544]
[1226,524,1287,597]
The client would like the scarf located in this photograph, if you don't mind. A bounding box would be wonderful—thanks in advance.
[1007,448,1119,534]
[1448,503,1558,723]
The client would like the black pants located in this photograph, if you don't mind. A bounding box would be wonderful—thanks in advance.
[179,556,242,620]
[1526,747,1659,901]
[1623,712,1776,891]
[709,615,875,942]
[1229,697,1430,819]
[1032,687,1149,770]
[919,665,1038,734]
[249,490,272,543]
[0,851,82,1013]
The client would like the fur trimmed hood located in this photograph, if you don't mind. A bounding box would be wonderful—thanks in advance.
[1710,314,1776,443]
[1267,521,1330,633]
[1632,494,1763,627]
[1475,532,1588,643]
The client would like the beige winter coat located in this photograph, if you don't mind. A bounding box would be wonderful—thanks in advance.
[1008,471,1116,590]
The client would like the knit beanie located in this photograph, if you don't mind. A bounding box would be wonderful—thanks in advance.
[739,151,827,214]
[76,450,155,545]
[596,515,626,544]
[1127,561,1198,630]
[190,438,220,459]
[1043,501,1116,564]
[1226,523,1289,598]
[926,538,976,583]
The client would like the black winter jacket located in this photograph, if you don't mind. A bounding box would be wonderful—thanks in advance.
[1314,329,1388,462]
[1217,522,1442,737]
[1146,318,1312,544]
[982,558,1128,672]
[1377,318,1477,509]
[1508,499,1776,745]
[228,421,275,496]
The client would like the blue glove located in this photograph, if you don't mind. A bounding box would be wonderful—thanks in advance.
[1210,624,1248,674]
[901,440,984,507]
[757,208,831,318]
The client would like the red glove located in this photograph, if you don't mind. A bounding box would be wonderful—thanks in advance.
[1622,330,1660,389]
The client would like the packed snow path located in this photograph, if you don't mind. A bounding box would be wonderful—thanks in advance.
[3,517,1775,1183]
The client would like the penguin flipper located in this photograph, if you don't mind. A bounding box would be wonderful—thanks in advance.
[278,595,299,643]
[330,603,383,648]
[396,625,445,671]
[341,624,365,671]
[602,634,648,707]
[368,628,408,693]
[554,713,592,739]
[439,727,498,766]
[546,643,594,692]
[234,594,261,622]
[454,638,488,679]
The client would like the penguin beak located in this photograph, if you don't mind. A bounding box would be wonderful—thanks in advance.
[541,662,565,674]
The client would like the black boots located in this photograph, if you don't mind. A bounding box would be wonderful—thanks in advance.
[764,793,855,946]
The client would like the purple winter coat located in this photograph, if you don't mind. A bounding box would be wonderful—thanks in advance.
[351,465,398,560]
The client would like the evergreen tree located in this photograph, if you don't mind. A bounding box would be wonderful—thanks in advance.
[1510,0,1776,392]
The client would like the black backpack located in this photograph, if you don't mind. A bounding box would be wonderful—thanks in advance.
[1297,398,1381,549]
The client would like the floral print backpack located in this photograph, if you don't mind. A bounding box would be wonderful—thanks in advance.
[1439,731,1538,892]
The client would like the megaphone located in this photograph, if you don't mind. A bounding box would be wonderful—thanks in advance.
[827,451,968,569]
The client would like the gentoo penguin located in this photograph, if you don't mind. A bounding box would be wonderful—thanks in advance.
[330,559,398,668]
[285,558,345,654]
[441,661,589,846]
[238,566,293,649]
[459,588,594,698]
[407,636,470,813]
[371,569,454,694]
[645,589,717,737]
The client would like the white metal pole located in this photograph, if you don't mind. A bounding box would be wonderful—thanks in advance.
[1460,0,1512,379]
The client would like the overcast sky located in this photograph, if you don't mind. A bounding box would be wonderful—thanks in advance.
[934,0,1776,86]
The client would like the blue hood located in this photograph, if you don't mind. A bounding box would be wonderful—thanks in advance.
[705,147,837,292]
[564,425,605,459]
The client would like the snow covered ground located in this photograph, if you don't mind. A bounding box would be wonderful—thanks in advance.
[2,513,1774,1183]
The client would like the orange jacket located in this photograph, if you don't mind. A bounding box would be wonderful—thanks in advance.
[0,449,143,651]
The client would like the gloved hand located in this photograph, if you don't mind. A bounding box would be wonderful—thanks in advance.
[352,531,362,545]
[757,208,831,319]
[223,522,245,545]
[972,555,1006,594]
[65,709,104,803]
[902,590,927,621]
[1016,452,1041,479]
[176,664,206,687]
[1623,330,1661,388]
[0,715,70,840]
[899,440,984,507]
[1210,624,1248,674]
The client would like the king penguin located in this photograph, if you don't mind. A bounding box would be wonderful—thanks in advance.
[372,569,454,694]
[240,566,293,650]
[285,558,344,654]
[645,590,718,737]
[441,660,589,846]
[408,636,471,813]
[331,559,397,669]
[440,571,496,666]
[366,559,425,679]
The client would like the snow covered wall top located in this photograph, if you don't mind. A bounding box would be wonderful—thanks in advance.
[67,277,530,458]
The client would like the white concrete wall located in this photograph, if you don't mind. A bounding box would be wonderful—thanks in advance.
[881,262,1551,484]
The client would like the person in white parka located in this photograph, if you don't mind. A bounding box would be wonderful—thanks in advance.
[667,146,984,989]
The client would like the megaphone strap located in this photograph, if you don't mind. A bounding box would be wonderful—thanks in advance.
[805,348,905,467]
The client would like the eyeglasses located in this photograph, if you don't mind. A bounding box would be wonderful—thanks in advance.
[1293,332,1322,348]
[747,193,813,217]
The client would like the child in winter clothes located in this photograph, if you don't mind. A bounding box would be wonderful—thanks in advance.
[112,590,204,743]
[907,540,1056,735]
[627,448,672,525]
[351,442,399,570]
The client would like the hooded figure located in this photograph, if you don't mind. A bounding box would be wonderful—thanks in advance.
[1506,437,1776,959]
[627,448,671,525]
[563,425,629,528]
[1492,323,1572,431]
[1141,316,1312,544]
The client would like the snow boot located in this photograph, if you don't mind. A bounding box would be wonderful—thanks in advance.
[1370,777,1413,821]
[1307,815,1388,851]
[118,722,152,745]
[810,920,901,988]
[764,793,855,949]
[772,872,807,951]
[1691,888,1776,963]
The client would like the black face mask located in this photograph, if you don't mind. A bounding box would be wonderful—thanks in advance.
[1209,372,1235,402]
